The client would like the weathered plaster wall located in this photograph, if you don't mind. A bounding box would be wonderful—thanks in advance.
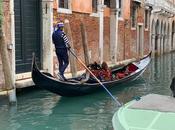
[104,7,110,17]
[0,1,11,90]
[104,17,110,61]
[123,0,130,19]
[72,0,92,13]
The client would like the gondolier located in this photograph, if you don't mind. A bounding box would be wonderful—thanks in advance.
[52,22,71,81]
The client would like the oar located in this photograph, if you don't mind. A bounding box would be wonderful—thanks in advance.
[69,49,122,107]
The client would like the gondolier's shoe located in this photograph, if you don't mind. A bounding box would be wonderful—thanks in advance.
[56,73,63,80]
[61,74,67,81]
[57,73,67,81]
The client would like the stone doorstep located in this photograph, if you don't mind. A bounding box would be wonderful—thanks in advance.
[15,70,86,89]
[15,78,35,89]
[15,70,46,89]
[15,72,37,89]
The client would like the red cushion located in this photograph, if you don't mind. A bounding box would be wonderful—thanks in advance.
[127,64,138,72]
[117,73,125,79]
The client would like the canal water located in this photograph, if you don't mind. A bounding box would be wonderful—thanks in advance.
[0,52,175,130]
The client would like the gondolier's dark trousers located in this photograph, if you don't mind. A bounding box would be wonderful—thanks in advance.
[56,48,69,75]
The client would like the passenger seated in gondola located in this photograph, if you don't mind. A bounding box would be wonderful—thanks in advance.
[87,62,102,79]
[87,62,101,70]
[116,63,138,79]
[99,61,112,81]
[88,61,112,81]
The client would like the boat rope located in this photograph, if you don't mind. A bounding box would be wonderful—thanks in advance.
[69,49,122,107]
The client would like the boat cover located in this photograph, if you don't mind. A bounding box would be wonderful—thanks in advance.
[130,94,175,112]
[112,94,175,130]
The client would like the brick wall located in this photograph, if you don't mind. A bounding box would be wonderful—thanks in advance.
[117,2,150,61]
[53,11,104,71]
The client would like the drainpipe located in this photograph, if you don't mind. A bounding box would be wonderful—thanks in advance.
[9,0,17,103]
[98,1,105,63]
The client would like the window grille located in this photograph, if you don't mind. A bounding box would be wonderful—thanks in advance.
[131,4,137,28]
[145,10,149,29]
[59,0,68,9]
[92,0,98,13]
[104,0,110,8]
[118,0,122,17]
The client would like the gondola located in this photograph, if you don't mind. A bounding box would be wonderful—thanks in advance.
[32,52,151,97]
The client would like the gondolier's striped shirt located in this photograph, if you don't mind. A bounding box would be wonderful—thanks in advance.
[52,30,70,49]
[62,33,70,48]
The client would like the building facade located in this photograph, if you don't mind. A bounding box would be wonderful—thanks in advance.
[0,0,53,90]
[0,0,174,90]
[147,0,175,56]
[53,0,150,70]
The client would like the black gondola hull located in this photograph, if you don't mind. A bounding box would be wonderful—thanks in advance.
[32,52,151,97]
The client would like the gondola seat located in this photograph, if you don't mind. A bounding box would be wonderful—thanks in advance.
[116,72,125,79]
[127,63,138,73]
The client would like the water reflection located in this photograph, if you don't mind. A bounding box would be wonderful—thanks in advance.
[0,52,175,130]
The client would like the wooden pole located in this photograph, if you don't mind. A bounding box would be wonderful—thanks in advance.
[64,19,77,78]
[0,1,16,103]
[80,22,90,65]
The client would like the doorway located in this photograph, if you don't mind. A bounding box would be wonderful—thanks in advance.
[14,0,41,73]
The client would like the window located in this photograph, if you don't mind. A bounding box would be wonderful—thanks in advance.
[131,4,137,28]
[104,0,110,8]
[58,0,72,14]
[92,0,98,13]
[59,0,68,9]
[144,9,150,29]
[118,0,122,17]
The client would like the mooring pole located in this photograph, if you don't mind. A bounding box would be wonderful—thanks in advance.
[80,22,90,66]
[64,19,77,78]
[0,1,17,104]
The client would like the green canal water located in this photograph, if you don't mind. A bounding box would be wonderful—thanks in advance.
[0,52,175,130]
